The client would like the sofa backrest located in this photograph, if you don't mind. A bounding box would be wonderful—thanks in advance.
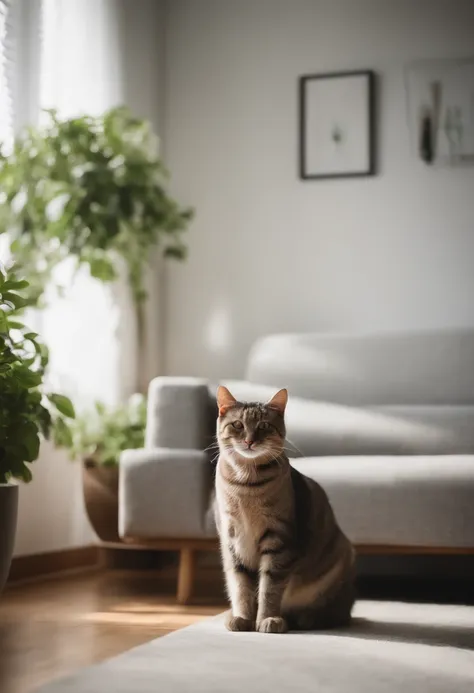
[246,329,474,406]
[241,329,474,455]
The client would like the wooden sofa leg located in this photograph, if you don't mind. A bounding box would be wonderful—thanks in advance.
[177,548,196,604]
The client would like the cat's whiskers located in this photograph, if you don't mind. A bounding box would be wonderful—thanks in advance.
[284,437,305,457]
[261,445,285,468]
[209,451,221,466]
[203,439,220,454]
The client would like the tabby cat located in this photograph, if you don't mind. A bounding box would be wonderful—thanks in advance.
[214,385,355,634]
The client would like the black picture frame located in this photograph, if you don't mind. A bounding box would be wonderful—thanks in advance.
[299,70,376,180]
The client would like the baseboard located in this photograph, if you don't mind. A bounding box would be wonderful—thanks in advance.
[356,544,474,555]
[8,545,100,584]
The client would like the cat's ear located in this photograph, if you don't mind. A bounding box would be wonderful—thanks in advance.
[266,388,288,415]
[217,385,237,416]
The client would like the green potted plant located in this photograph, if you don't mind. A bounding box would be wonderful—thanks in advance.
[0,106,192,542]
[0,267,74,592]
[65,395,146,542]
[0,105,193,391]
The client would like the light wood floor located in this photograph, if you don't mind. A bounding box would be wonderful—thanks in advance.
[0,571,224,693]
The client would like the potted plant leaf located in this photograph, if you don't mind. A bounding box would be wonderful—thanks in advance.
[0,267,75,592]
[65,395,146,542]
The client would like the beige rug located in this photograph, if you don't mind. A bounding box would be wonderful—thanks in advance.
[38,600,474,692]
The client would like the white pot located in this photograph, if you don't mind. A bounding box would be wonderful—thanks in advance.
[0,484,19,593]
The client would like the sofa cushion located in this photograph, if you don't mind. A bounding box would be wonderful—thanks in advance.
[292,455,474,548]
[203,453,474,549]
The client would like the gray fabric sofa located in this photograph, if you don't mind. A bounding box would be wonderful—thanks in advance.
[119,330,474,600]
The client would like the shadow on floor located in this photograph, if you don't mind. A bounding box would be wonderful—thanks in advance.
[343,616,474,651]
[356,576,474,606]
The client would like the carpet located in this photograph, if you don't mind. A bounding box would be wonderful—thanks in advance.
[37,600,474,692]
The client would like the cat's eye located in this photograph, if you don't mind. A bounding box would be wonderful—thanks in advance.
[259,422,272,430]
[232,421,243,430]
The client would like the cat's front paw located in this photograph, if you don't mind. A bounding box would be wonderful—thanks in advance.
[225,613,255,632]
[257,617,288,634]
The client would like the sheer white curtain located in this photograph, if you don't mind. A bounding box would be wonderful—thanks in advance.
[40,0,123,118]
[39,0,137,410]
[1,0,42,269]
[0,0,13,145]
[0,0,13,262]
[1,0,42,141]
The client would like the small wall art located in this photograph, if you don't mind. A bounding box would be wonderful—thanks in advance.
[299,70,376,180]
[405,58,474,166]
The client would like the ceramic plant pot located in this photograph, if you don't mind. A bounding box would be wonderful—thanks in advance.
[82,459,120,542]
[0,484,19,593]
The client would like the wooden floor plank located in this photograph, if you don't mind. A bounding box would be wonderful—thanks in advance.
[0,570,224,693]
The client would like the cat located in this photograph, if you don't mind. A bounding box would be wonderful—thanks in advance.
[214,385,355,634]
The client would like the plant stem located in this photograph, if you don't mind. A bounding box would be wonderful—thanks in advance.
[134,295,147,395]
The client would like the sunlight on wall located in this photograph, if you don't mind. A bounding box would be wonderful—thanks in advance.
[204,303,233,354]
[13,441,91,556]
[42,261,122,409]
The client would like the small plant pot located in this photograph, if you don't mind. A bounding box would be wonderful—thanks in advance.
[82,460,120,542]
[0,484,19,593]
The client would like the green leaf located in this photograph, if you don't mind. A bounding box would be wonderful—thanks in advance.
[0,309,7,333]
[22,422,41,461]
[20,464,33,484]
[28,391,42,405]
[38,407,52,438]
[39,343,49,369]
[2,279,29,291]
[12,366,42,388]
[53,417,73,448]
[2,291,28,309]
[95,401,106,415]
[88,257,116,282]
[7,320,26,330]
[21,356,36,368]
[48,393,76,418]
[4,461,34,484]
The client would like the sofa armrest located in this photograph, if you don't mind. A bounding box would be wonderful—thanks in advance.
[119,448,214,539]
[146,377,214,450]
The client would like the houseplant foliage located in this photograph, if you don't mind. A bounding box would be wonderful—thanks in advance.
[0,265,75,592]
[0,106,193,309]
[0,107,190,542]
[68,394,147,468]
[0,107,192,541]
[0,266,75,485]
[66,394,147,542]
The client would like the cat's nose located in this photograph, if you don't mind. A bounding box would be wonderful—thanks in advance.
[244,439,254,448]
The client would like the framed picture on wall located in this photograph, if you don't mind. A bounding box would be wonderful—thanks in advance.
[299,70,376,180]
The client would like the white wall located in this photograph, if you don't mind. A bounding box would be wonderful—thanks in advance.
[164,0,474,380]
[13,0,166,556]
